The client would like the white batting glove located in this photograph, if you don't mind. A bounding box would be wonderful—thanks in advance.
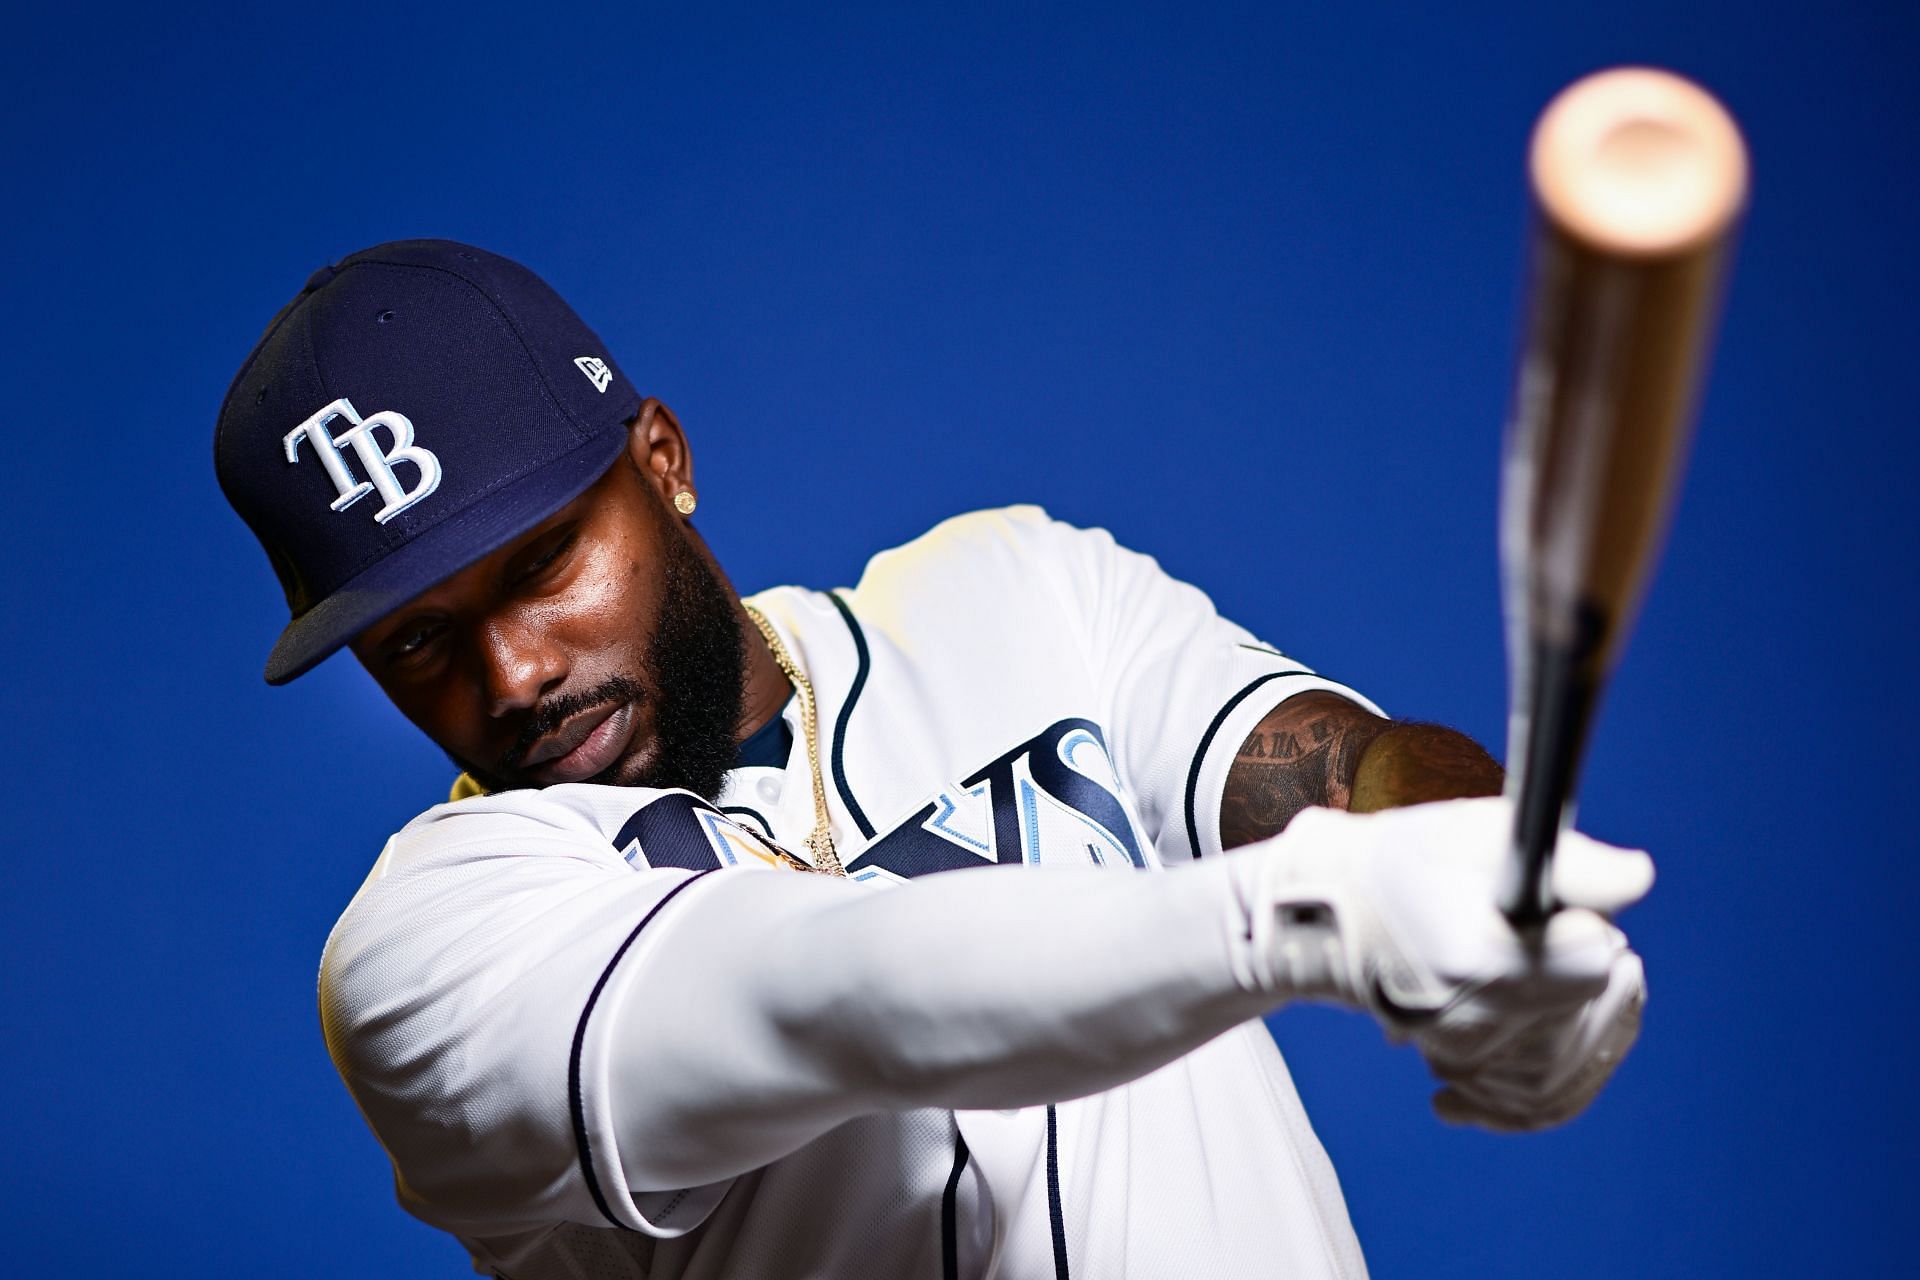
[1236,796,1652,1132]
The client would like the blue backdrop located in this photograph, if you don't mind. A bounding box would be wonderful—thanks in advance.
[3,3,1911,1275]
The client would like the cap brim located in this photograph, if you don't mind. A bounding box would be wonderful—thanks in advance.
[262,426,629,684]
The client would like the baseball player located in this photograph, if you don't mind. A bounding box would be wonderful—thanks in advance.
[216,240,1651,1279]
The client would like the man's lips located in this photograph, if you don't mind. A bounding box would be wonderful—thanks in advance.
[525,701,638,784]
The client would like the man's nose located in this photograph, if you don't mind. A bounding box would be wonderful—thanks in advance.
[477,613,567,717]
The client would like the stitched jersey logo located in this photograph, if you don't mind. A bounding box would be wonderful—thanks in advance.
[610,719,1150,884]
[573,356,613,392]
[613,792,804,872]
[844,718,1148,884]
[284,397,442,524]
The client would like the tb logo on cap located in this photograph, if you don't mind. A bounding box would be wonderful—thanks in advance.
[285,398,443,524]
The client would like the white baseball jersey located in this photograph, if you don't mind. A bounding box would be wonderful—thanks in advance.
[320,506,1382,1279]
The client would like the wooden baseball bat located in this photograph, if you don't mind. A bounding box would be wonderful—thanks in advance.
[1499,68,1748,925]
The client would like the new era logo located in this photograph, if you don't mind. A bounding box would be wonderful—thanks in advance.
[574,356,613,393]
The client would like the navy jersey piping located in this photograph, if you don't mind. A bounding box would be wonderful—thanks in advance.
[569,868,718,1229]
[826,591,877,838]
[720,804,775,838]
[941,1127,972,1280]
[1046,1104,1070,1279]
[1181,671,1310,859]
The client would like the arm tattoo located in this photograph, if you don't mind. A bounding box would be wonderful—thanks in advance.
[1218,691,1392,849]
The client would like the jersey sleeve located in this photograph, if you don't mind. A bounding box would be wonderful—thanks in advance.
[317,793,735,1240]
[1008,507,1385,861]
[319,784,1328,1252]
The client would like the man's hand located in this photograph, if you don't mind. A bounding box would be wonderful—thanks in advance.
[1421,941,1645,1132]
[1234,796,1652,1131]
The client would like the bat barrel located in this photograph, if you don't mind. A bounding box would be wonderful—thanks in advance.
[1499,68,1748,924]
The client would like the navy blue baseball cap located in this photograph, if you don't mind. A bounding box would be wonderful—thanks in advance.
[215,239,641,684]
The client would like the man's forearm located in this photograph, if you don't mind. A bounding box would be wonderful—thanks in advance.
[1348,721,1503,813]
[1220,690,1502,848]
[613,856,1283,1189]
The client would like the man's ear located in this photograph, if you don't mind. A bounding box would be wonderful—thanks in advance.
[626,398,692,503]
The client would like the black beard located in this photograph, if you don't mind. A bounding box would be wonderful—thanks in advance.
[620,520,748,800]
[456,518,747,802]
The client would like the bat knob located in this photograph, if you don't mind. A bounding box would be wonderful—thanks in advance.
[1531,67,1749,259]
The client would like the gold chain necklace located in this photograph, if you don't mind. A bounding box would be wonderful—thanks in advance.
[741,602,846,877]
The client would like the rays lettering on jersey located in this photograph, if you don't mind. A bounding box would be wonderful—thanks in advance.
[611,792,798,872]
[844,718,1147,884]
[611,719,1149,882]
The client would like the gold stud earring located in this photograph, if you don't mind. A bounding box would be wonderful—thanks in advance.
[673,490,698,516]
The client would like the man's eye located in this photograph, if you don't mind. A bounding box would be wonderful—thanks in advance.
[514,531,578,585]
[388,621,447,663]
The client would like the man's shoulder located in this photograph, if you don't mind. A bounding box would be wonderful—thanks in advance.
[366,784,714,885]
[860,504,1085,574]
[319,785,713,1047]
[323,787,694,965]
[740,505,1153,699]
[737,506,1075,640]
[385,785,617,863]
[831,504,1126,610]
[743,506,1133,618]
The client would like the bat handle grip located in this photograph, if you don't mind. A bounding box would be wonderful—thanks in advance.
[1501,799,1562,927]
[1500,629,1604,927]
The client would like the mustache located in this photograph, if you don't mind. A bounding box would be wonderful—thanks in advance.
[498,675,648,775]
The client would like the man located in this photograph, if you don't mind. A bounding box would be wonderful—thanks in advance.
[217,240,1650,1279]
